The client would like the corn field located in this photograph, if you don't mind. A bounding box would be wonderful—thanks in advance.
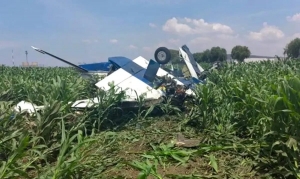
[0,59,300,179]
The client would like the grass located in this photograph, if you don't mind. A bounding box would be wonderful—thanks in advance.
[0,59,300,179]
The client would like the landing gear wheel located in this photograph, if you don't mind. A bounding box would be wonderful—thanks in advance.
[154,47,171,65]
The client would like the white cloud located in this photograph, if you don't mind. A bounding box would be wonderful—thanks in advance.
[149,23,157,28]
[216,34,240,40]
[129,45,137,49]
[165,38,181,47]
[248,22,284,42]
[292,33,300,38]
[283,33,300,44]
[159,18,290,57]
[162,17,233,36]
[187,34,244,55]
[190,37,211,44]
[287,13,300,22]
[109,39,118,44]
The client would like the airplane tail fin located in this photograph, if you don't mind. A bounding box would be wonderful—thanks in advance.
[143,59,160,82]
[179,45,205,78]
[31,46,88,73]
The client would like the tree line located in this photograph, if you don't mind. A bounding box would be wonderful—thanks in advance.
[169,37,300,64]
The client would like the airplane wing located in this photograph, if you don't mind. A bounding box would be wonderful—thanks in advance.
[72,57,164,108]
[31,46,89,73]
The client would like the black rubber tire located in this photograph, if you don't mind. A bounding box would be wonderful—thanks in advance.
[154,47,171,65]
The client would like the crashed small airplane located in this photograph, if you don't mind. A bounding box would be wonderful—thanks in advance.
[15,45,219,114]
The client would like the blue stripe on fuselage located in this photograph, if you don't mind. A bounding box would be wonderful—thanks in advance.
[176,77,205,91]
[108,56,202,89]
[108,56,155,87]
[108,56,132,68]
[78,62,111,71]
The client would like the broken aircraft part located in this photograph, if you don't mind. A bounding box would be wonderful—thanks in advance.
[31,46,110,78]
[15,44,211,114]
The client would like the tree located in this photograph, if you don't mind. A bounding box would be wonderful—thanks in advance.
[169,49,181,63]
[193,52,203,62]
[193,47,227,63]
[231,45,251,62]
[209,46,227,62]
[202,49,211,62]
[193,49,210,63]
[284,38,300,59]
[171,46,227,63]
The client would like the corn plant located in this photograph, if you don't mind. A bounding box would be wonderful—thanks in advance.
[2,59,300,178]
[126,159,163,179]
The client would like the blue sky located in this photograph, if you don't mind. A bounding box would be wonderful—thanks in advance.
[0,0,300,66]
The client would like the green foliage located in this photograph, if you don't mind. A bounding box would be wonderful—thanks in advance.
[193,49,210,63]
[284,37,300,58]
[168,46,227,64]
[126,159,162,179]
[193,47,226,63]
[1,61,300,178]
[0,67,126,178]
[184,59,300,178]
[231,45,251,62]
[169,49,181,64]
[210,46,227,62]
[198,62,212,70]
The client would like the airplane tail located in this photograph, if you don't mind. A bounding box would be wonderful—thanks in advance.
[143,59,160,82]
[179,45,205,79]
[31,46,88,73]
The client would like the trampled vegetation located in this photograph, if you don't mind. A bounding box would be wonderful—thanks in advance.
[1,59,300,178]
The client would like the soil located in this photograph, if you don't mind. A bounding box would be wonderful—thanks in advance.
[99,118,262,179]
